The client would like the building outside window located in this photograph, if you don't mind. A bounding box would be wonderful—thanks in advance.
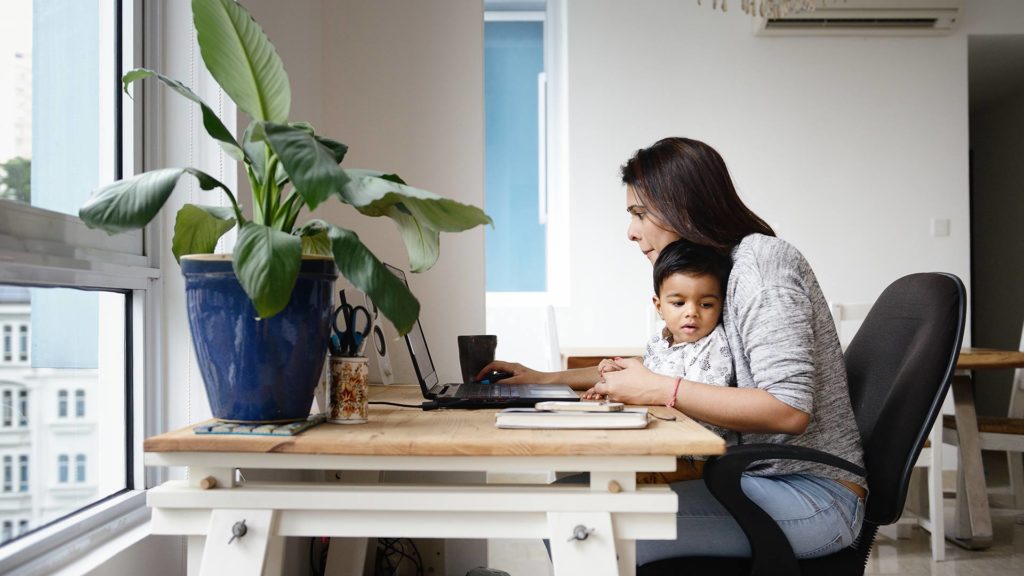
[56,389,67,418]
[74,454,85,483]
[74,390,84,418]
[57,455,68,484]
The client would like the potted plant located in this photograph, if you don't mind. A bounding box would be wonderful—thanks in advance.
[79,0,490,423]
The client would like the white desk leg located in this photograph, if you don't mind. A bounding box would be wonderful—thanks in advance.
[548,512,619,576]
[199,509,278,576]
[325,537,371,575]
[188,535,205,576]
[928,420,946,561]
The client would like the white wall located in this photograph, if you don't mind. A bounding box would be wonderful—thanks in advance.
[246,0,487,386]
[553,0,1024,349]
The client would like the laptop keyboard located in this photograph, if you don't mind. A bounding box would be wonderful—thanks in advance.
[453,383,516,399]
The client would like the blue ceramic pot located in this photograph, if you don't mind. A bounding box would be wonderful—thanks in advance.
[181,255,337,423]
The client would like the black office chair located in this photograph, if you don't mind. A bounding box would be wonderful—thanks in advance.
[638,272,966,576]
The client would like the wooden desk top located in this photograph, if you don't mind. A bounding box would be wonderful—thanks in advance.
[957,348,1024,370]
[145,385,725,458]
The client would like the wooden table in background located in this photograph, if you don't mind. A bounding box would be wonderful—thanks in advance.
[145,385,724,576]
[944,347,1024,549]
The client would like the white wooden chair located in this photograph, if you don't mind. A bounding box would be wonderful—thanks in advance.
[942,321,1024,511]
[830,301,946,561]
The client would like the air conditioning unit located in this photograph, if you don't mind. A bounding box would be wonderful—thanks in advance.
[754,0,963,36]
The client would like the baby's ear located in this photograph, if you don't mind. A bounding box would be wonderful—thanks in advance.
[652,295,660,311]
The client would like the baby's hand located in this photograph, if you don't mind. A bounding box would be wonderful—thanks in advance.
[597,357,623,375]
[581,386,605,401]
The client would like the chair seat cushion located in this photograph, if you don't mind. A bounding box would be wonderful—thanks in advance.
[942,414,1024,435]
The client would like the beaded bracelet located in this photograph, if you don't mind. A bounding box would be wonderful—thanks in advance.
[666,376,682,408]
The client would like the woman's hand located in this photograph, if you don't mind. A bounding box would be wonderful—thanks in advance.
[582,357,673,405]
[474,360,547,385]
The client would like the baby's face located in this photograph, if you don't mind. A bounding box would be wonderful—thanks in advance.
[653,272,723,344]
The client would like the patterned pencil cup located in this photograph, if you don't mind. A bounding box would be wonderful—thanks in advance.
[328,356,369,424]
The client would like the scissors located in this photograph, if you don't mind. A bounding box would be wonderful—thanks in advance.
[330,290,371,357]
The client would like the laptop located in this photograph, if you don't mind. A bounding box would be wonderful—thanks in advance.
[386,264,580,408]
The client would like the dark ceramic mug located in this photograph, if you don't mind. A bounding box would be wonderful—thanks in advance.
[457,335,498,383]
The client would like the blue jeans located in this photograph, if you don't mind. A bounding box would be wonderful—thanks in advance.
[638,474,865,564]
[548,473,864,565]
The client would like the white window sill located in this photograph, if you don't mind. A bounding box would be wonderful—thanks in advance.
[50,421,95,435]
[0,489,149,575]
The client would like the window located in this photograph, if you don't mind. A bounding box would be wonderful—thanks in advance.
[17,325,27,363]
[75,454,85,483]
[0,0,153,558]
[2,455,11,492]
[17,390,26,427]
[2,390,10,427]
[17,520,27,536]
[484,12,547,292]
[1,522,10,543]
[57,390,67,419]
[18,455,27,492]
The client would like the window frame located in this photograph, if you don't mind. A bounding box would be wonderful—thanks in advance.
[0,0,159,571]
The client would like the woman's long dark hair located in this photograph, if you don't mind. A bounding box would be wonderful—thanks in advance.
[620,137,775,252]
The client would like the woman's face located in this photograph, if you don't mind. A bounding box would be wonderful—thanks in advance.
[626,186,682,264]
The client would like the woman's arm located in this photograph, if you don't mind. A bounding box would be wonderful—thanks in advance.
[589,358,809,435]
[476,360,601,390]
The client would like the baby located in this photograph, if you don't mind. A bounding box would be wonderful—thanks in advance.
[601,238,735,482]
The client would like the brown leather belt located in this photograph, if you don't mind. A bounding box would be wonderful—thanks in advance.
[838,478,867,499]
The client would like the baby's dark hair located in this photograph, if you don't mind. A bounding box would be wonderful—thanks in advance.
[653,239,732,296]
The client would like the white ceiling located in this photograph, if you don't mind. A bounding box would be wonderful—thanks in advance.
[968,34,1024,115]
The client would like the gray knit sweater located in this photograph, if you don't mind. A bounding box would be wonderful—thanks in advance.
[724,234,866,486]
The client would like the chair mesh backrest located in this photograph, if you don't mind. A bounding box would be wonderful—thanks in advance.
[844,273,965,525]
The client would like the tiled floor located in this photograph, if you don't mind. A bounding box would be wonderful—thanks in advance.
[866,505,1024,575]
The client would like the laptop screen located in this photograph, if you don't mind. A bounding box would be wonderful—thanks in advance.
[385,264,439,393]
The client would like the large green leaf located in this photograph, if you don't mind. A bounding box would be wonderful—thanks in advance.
[315,136,348,164]
[296,221,420,335]
[80,168,231,235]
[341,169,491,230]
[192,0,290,123]
[233,222,302,318]
[172,204,237,262]
[383,205,438,274]
[262,122,349,211]
[338,169,492,271]
[299,230,332,256]
[123,68,244,162]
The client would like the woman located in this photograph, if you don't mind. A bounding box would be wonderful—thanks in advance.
[479,137,865,562]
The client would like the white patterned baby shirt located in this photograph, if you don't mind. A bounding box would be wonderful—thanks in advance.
[643,323,735,445]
